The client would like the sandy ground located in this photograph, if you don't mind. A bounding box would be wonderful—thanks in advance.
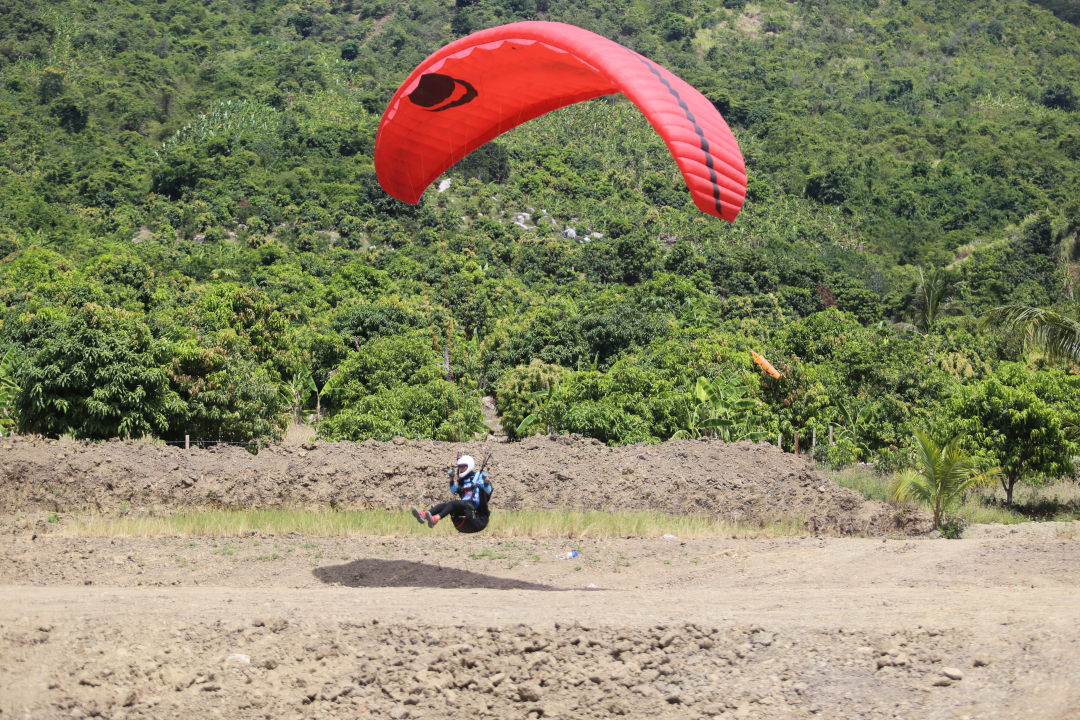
[2,532,1078,720]
[960,520,1080,540]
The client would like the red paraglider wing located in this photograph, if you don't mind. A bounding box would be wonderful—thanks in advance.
[375,22,747,222]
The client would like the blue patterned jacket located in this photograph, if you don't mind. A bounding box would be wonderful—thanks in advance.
[448,468,493,512]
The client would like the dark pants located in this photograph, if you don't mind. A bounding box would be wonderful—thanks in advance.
[429,500,489,534]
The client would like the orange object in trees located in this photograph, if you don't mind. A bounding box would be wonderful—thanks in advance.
[751,350,781,379]
[375,22,747,222]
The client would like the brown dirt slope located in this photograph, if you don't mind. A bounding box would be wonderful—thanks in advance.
[0,434,928,534]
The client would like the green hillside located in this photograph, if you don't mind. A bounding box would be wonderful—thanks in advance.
[0,0,1077,483]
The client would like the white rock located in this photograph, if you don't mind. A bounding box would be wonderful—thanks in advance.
[562,227,577,239]
[586,583,600,590]
[437,178,452,192]
[591,232,604,239]
[663,534,677,540]
[226,653,251,665]
[942,667,964,681]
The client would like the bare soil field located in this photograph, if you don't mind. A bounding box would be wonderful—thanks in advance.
[2,438,1078,720]
[3,533,1079,720]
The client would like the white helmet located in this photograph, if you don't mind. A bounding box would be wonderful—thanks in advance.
[457,455,475,474]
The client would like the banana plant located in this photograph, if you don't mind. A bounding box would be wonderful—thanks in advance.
[677,372,766,442]
[514,390,550,436]
[0,348,22,436]
[833,398,878,459]
[681,297,707,328]
[575,352,600,372]
[280,368,342,432]
[309,371,342,432]
[279,370,314,426]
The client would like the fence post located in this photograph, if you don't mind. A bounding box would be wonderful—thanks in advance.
[777,433,782,450]
[795,431,799,455]
[812,428,817,452]
[185,434,190,450]
[829,425,834,446]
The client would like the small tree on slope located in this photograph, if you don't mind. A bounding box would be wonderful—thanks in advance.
[891,429,998,530]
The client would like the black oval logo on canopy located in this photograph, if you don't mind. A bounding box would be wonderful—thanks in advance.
[407,73,478,112]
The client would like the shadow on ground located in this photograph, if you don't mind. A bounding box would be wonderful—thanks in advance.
[313,559,563,591]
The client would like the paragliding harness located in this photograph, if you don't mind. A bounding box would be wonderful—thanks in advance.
[451,449,493,534]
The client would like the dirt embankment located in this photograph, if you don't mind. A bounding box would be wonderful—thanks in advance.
[0,434,929,535]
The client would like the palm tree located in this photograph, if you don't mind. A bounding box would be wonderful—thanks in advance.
[908,266,965,333]
[980,303,1080,365]
[891,429,999,530]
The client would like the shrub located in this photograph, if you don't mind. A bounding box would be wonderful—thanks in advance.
[320,333,486,442]
[14,305,184,439]
[824,438,858,470]
[341,40,360,60]
[496,361,569,440]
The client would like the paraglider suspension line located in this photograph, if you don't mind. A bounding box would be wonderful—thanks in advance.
[439,209,462,453]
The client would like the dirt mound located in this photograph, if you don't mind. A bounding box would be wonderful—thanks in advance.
[0,434,928,535]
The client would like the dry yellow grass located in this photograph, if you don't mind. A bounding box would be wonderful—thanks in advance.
[63,508,808,539]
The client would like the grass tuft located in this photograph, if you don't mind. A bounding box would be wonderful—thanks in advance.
[828,467,894,504]
[62,508,809,539]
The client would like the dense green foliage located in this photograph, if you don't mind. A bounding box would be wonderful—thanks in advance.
[939,364,1077,502]
[320,332,486,442]
[0,0,1077,491]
